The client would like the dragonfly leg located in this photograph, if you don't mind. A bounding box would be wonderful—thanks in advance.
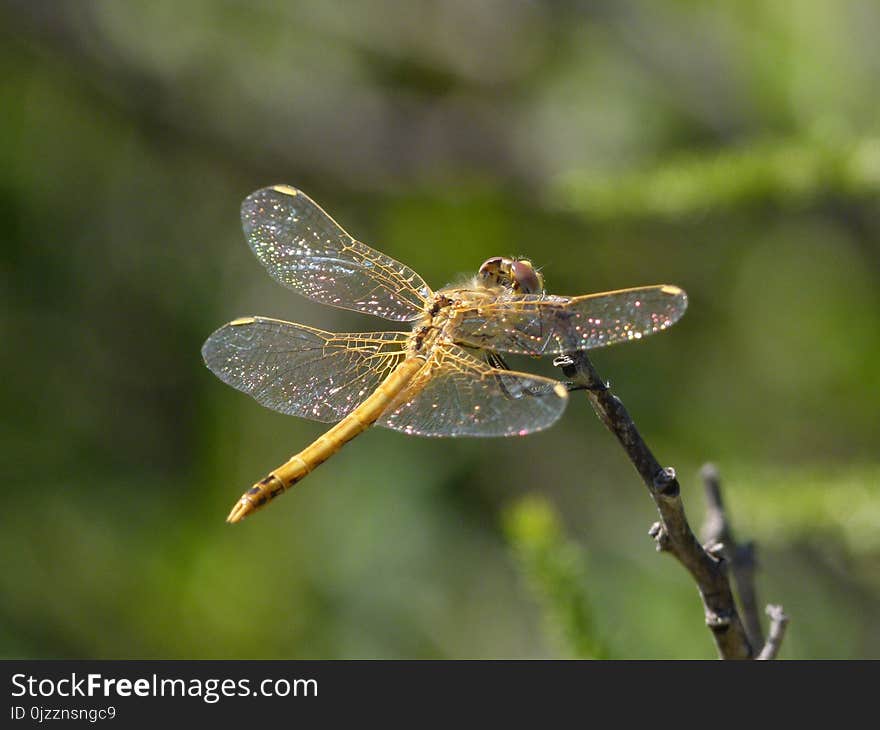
[554,355,609,392]
[484,351,510,370]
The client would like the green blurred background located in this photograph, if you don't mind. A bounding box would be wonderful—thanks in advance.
[2,0,878,659]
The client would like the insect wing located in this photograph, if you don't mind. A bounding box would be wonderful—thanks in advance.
[202,316,409,422]
[452,285,687,355]
[242,186,433,321]
[379,345,568,437]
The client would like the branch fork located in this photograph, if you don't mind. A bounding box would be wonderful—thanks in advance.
[555,350,788,659]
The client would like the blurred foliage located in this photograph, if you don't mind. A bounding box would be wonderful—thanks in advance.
[1,0,879,659]
[720,465,880,555]
[557,134,880,221]
[503,496,606,659]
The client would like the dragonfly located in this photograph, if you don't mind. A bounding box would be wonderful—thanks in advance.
[202,185,688,523]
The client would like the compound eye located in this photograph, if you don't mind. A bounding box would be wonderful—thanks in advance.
[509,260,542,294]
[478,257,504,279]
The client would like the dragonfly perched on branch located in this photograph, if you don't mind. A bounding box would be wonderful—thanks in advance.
[202,185,688,523]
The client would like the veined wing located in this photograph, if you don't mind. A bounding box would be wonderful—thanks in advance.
[242,185,433,321]
[379,345,568,437]
[451,285,687,356]
[202,316,409,422]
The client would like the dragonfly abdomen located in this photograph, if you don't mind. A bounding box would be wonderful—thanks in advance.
[226,356,425,523]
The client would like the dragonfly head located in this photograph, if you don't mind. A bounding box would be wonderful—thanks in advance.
[477,257,544,295]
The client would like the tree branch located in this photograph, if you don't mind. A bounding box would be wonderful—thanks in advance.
[555,350,754,659]
[757,605,790,660]
[700,463,764,649]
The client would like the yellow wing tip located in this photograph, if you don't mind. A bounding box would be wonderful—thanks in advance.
[661,285,684,296]
[229,316,256,326]
[271,184,299,196]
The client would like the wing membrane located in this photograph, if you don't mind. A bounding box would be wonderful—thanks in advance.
[379,346,568,437]
[451,285,687,355]
[202,316,408,422]
[242,186,433,321]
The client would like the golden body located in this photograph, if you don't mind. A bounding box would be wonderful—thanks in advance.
[226,283,558,523]
[203,186,687,523]
[226,353,425,522]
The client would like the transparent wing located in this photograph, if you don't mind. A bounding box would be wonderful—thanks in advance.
[242,186,432,321]
[450,285,688,355]
[202,316,409,422]
[378,345,568,437]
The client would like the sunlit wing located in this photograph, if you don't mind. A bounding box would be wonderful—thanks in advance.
[379,345,568,437]
[202,316,409,422]
[451,285,688,355]
[241,186,433,321]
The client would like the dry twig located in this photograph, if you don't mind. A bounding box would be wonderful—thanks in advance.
[556,350,774,659]
[757,605,790,660]
[700,463,764,649]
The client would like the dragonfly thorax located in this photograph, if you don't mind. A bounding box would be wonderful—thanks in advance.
[477,257,544,294]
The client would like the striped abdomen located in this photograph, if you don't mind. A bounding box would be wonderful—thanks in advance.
[226,356,424,523]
